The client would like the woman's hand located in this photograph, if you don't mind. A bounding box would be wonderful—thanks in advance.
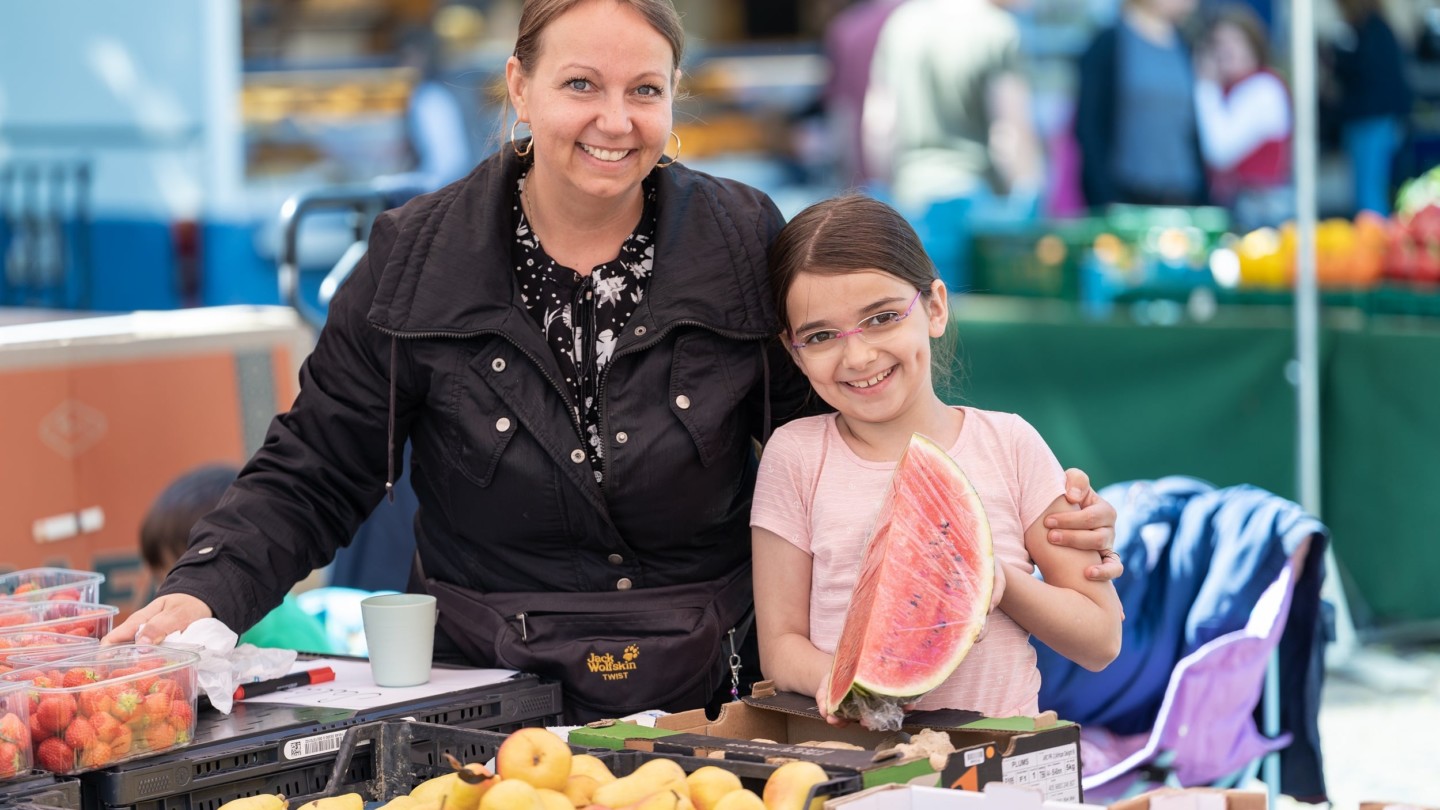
[1048,468,1123,582]
[103,594,213,645]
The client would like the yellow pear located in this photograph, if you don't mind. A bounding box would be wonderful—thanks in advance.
[296,795,363,810]
[498,728,574,791]
[538,789,576,810]
[761,762,828,810]
[388,797,448,810]
[570,754,617,784]
[620,790,691,810]
[218,796,288,810]
[592,759,689,808]
[480,779,545,810]
[564,775,602,807]
[713,791,765,810]
[685,767,743,810]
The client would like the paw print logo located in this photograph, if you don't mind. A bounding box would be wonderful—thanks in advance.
[623,644,640,662]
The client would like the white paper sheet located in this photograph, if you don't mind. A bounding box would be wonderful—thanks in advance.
[237,658,522,710]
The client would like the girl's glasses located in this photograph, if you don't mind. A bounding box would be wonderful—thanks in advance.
[789,291,923,354]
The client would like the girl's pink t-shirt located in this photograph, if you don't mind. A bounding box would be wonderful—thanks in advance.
[751,406,1065,716]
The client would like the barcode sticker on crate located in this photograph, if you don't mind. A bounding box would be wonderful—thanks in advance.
[282,730,370,761]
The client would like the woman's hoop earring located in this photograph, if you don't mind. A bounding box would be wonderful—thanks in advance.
[656,131,682,168]
[511,119,533,158]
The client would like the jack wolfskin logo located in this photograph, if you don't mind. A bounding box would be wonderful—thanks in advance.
[587,645,640,681]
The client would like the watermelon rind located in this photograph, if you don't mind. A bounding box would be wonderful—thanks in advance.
[825,432,994,730]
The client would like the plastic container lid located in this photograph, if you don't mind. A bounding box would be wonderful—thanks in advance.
[0,569,105,604]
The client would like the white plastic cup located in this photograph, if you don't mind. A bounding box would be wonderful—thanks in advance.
[360,593,437,687]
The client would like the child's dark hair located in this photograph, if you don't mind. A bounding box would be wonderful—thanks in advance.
[768,193,963,397]
[139,464,239,571]
[768,194,938,334]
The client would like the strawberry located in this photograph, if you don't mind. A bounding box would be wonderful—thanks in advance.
[80,740,115,769]
[13,582,39,595]
[143,691,172,720]
[30,712,51,743]
[35,694,76,734]
[0,712,26,746]
[0,741,20,778]
[149,678,182,699]
[36,737,75,772]
[90,712,121,744]
[141,721,176,752]
[63,715,97,749]
[108,690,141,723]
[77,687,112,718]
[62,667,100,688]
[110,725,133,756]
[48,588,82,601]
[167,700,194,731]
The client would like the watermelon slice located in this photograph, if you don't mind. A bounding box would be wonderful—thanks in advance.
[825,433,994,730]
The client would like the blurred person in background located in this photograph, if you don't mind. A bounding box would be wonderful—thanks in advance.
[140,465,334,653]
[863,0,1046,214]
[1194,5,1293,229]
[1075,0,1208,209]
[821,0,907,189]
[385,5,493,193]
[110,0,1120,721]
[1328,0,1413,215]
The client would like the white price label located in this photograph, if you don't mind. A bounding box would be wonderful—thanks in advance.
[1000,743,1080,803]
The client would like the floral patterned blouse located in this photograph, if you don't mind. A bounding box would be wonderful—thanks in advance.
[513,172,658,484]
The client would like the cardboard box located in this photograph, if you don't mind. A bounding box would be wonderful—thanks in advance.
[826,782,1099,810]
[1107,788,1266,810]
[573,682,1084,803]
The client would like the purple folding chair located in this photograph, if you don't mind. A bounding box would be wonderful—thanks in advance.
[1078,539,1313,804]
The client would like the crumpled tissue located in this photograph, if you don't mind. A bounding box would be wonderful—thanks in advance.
[161,619,297,714]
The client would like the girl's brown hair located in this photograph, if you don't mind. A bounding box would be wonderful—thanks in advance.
[513,0,686,74]
[768,194,938,335]
[1210,4,1271,67]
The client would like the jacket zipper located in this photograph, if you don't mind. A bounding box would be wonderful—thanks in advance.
[596,318,767,489]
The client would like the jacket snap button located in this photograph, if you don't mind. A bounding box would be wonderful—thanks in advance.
[616,577,633,590]
[675,394,691,410]
[608,554,624,565]
[570,449,586,463]
[197,547,214,555]
[495,417,511,432]
[634,326,647,336]
[615,431,628,444]
[491,358,506,372]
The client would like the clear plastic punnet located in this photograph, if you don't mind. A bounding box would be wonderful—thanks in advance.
[0,569,105,604]
[3,643,200,774]
[0,602,119,639]
[0,632,101,674]
[0,680,32,780]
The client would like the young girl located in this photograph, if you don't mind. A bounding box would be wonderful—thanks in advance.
[751,195,1122,720]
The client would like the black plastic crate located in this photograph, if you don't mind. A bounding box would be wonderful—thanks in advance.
[0,772,82,810]
[82,674,560,810]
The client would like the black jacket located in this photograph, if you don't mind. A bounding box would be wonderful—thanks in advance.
[1074,25,1209,209]
[160,148,811,636]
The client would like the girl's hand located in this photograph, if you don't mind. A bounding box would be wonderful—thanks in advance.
[1048,468,1123,582]
[814,671,850,727]
[990,557,1008,612]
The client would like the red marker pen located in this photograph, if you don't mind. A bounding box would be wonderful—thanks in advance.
[233,666,337,701]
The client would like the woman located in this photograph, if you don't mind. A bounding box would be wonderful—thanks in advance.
[1075,0,1208,209]
[108,0,1120,721]
[1194,5,1293,229]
